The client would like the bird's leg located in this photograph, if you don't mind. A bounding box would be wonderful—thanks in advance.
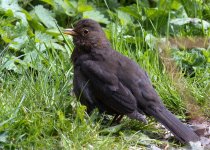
[116,115,124,123]
[110,115,124,125]
[110,115,119,125]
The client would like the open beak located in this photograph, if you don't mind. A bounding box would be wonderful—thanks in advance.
[64,28,77,36]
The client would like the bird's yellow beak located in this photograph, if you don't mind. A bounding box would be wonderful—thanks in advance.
[64,29,77,36]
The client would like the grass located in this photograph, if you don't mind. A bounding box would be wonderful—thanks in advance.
[0,1,209,149]
[0,31,199,149]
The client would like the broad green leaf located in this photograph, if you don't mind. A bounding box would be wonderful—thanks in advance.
[9,35,28,51]
[14,11,28,26]
[4,9,14,17]
[145,34,158,49]
[0,0,28,26]
[119,5,140,19]
[170,18,210,30]
[62,0,76,16]
[21,9,32,21]
[23,51,38,63]
[171,0,182,10]
[28,10,46,31]
[23,51,44,71]
[50,43,66,52]
[34,5,57,28]
[202,50,210,63]
[117,10,132,25]
[83,10,110,24]
[145,8,167,20]
[13,22,28,37]
[40,0,55,7]
[100,124,124,134]
[1,36,12,43]
[0,0,21,12]
[0,132,8,143]
[64,0,76,9]
[1,56,25,73]
[35,31,53,43]
[78,0,93,12]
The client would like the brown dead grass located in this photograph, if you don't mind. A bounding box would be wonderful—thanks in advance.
[157,37,208,122]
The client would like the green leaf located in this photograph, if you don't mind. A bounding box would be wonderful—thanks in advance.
[35,31,53,43]
[57,110,65,124]
[4,9,14,17]
[50,43,66,52]
[117,10,132,25]
[145,34,158,49]
[78,0,93,12]
[14,11,28,26]
[202,50,210,63]
[170,18,210,30]
[13,22,28,37]
[2,56,24,73]
[40,0,55,7]
[0,0,28,26]
[23,51,38,63]
[0,132,8,143]
[100,124,124,134]
[145,8,167,20]
[0,0,21,12]
[119,5,140,19]
[28,10,46,31]
[76,105,86,124]
[83,10,110,24]
[34,5,57,28]
[21,9,32,21]
[9,35,28,51]
[62,0,76,16]
[170,0,182,10]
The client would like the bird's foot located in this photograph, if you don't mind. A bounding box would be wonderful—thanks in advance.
[127,110,148,124]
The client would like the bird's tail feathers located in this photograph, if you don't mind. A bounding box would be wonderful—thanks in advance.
[147,106,199,143]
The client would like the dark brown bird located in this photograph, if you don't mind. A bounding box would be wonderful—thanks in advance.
[64,19,199,143]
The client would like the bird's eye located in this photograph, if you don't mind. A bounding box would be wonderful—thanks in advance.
[83,29,89,35]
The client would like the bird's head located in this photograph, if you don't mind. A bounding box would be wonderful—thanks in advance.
[64,19,110,50]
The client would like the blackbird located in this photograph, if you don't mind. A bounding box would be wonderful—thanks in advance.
[64,19,199,143]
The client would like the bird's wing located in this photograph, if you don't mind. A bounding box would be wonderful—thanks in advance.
[73,67,99,113]
[80,60,136,114]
